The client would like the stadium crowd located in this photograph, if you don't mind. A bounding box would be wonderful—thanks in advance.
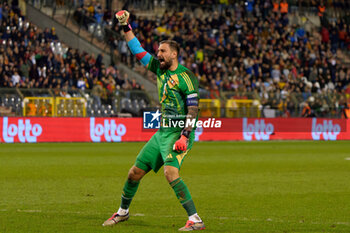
[1,0,350,117]
[108,0,350,117]
[0,1,143,96]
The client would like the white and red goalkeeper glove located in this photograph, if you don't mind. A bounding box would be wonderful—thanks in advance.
[115,10,130,25]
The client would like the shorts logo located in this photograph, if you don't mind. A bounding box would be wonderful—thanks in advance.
[143,110,161,129]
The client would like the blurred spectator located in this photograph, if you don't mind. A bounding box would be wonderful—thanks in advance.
[318,2,325,18]
[301,102,312,117]
[91,77,103,106]
[280,0,288,15]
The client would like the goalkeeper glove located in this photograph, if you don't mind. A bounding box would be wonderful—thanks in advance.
[173,130,190,152]
[115,10,132,32]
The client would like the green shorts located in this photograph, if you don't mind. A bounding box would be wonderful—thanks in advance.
[135,128,195,173]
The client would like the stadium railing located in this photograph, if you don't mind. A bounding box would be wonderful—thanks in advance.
[0,88,152,118]
[23,97,55,117]
[198,89,348,118]
[1,88,347,118]
[22,97,87,117]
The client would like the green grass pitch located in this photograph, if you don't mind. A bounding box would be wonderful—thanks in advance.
[1,141,350,233]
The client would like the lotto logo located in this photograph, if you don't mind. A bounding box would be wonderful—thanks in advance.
[2,117,42,143]
[143,110,161,129]
[243,118,274,141]
[90,118,126,142]
[311,118,340,141]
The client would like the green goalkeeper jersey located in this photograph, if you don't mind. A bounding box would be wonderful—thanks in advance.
[147,56,199,129]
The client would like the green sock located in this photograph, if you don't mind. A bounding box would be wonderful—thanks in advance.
[120,179,140,209]
[170,177,197,216]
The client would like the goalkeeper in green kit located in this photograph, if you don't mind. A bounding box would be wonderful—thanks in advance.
[102,10,205,231]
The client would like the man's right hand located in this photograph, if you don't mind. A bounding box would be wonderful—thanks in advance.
[115,10,130,25]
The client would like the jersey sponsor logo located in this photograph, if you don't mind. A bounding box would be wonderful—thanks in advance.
[243,118,274,141]
[143,110,161,129]
[2,117,43,143]
[311,118,341,140]
[90,118,126,142]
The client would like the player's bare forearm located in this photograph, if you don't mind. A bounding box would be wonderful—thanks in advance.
[185,106,199,132]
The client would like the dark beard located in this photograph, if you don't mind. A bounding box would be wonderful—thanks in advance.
[159,60,172,70]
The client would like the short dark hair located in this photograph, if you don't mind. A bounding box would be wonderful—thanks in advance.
[160,40,180,56]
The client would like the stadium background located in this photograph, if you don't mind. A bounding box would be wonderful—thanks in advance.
[0,0,349,142]
[1,1,350,233]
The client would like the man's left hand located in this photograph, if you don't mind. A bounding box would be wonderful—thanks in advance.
[173,135,188,152]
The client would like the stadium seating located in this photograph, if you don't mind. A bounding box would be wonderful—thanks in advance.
[68,0,350,118]
[0,1,150,117]
[0,95,22,116]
